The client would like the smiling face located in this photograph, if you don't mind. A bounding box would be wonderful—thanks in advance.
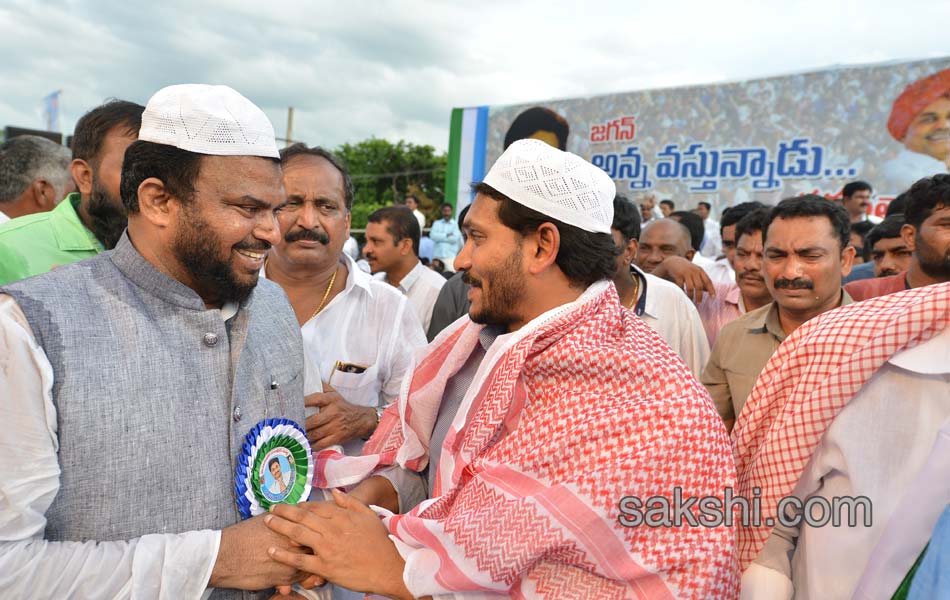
[172,155,284,305]
[454,193,527,327]
[636,219,692,272]
[763,216,853,317]
[273,155,350,269]
[904,96,950,164]
[269,460,282,480]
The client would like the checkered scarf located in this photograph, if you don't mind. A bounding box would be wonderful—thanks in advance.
[314,281,738,599]
[733,282,950,570]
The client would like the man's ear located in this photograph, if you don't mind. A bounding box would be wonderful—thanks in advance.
[136,177,178,228]
[526,222,560,275]
[624,238,639,264]
[901,223,917,251]
[685,248,696,262]
[31,179,58,211]
[397,237,413,257]
[70,159,93,196]
[840,244,856,278]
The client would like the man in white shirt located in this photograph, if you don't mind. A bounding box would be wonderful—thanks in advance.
[405,194,426,232]
[365,206,446,331]
[266,144,427,459]
[696,201,723,258]
[0,135,72,223]
[611,195,709,377]
[735,282,950,600]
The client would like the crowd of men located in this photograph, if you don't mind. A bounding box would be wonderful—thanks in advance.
[0,78,948,600]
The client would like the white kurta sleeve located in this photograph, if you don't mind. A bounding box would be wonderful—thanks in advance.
[0,295,221,599]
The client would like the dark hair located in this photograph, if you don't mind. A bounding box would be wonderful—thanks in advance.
[866,216,906,249]
[669,210,704,251]
[280,143,354,210]
[697,201,712,211]
[886,191,908,217]
[71,99,144,164]
[842,180,872,198]
[440,202,453,211]
[367,206,420,256]
[612,194,641,242]
[903,174,950,229]
[659,199,675,210]
[734,207,771,244]
[503,107,569,150]
[473,182,618,288]
[720,201,766,234]
[765,195,851,250]
[120,140,203,213]
[850,221,874,260]
[268,458,280,470]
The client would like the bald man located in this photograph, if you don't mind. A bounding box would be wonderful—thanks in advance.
[636,218,694,273]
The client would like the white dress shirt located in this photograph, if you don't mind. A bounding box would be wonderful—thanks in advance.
[298,254,427,456]
[633,264,711,378]
[0,210,9,225]
[705,256,735,285]
[0,295,220,599]
[375,261,446,332]
[743,324,950,600]
[701,218,722,258]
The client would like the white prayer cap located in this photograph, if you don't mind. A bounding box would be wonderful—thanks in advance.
[482,138,615,234]
[138,84,279,159]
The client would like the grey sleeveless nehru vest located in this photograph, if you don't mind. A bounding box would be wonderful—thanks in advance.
[2,234,306,599]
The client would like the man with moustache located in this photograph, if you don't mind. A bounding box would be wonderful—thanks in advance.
[840,181,879,224]
[847,174,950,301]
[697,208,773,348]
[702,196,855,430]
[883,68,950,193]
[364,206,446,331]
[0,100,144,284]
[0,84,310,597]
[262,140,739,599]
[265,144,426,461]
[866,216,913,277]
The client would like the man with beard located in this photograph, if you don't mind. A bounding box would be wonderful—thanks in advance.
[702,196,855,430]
[0,84,311,597]
[265,144,426,465]
[364,206,446,331]
[261,139,739,599]
[697,208,773,348]
[847,174,950,301]
[0,100,143,284]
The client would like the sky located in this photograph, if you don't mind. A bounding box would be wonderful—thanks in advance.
[1,0,948,153]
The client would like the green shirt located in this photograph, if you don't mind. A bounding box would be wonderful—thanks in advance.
[0,193,104,285]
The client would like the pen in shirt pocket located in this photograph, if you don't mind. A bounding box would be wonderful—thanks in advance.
[327,361,368,387]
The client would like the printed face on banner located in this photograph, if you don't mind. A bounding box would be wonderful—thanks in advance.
[904,96,950,164]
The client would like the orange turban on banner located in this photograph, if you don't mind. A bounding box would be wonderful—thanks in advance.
[887,68,950,141]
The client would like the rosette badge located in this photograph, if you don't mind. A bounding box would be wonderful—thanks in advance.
[234,418,314,519]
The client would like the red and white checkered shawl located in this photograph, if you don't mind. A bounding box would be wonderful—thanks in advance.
[732,282,950,570]
[314,281,738,599]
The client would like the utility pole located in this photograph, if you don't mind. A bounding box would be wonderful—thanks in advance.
[285,107,294,145]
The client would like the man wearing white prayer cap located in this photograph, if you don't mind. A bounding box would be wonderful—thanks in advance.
[263,139,740,599]
[0,84,314,598]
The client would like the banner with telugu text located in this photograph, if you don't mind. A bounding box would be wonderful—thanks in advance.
[446,57,950,217]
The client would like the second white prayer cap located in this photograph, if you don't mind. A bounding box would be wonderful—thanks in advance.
[482,138,615,234]
[138,84,279,158]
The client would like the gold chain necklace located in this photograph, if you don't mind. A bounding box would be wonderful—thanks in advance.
[625,273,641,310]
[308,266,339,322]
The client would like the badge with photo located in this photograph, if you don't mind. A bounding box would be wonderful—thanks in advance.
[234,418,314,519]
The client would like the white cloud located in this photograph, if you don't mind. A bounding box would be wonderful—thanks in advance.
[0,0,947,151]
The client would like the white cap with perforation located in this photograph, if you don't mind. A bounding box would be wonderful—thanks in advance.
[138,84,279,158]
[482,138,616,234]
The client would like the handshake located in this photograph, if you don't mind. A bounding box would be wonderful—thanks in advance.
[209,489,413,600]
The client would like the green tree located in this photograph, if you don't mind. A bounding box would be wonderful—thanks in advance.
[334,138,447,229]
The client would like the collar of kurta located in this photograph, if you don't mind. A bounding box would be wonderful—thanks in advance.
[111,231,255,313]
